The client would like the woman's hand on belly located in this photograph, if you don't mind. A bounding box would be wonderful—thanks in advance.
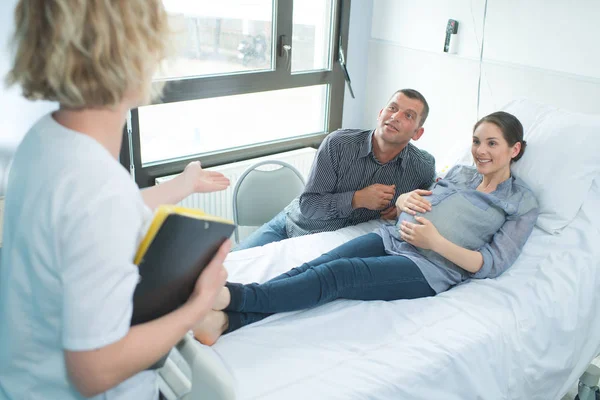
[400,215,485,274]
[395,189,432,216]
[399,216,442,250]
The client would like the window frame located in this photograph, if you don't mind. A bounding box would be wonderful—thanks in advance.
[120,0,351,188]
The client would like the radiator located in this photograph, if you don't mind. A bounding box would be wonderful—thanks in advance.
[155,147,317,226]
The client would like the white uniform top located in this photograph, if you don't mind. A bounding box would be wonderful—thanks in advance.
[0,114,157,399]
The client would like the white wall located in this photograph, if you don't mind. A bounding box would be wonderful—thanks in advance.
[0,0,57,195]
[478,0,600,116]
[359,0,600,170]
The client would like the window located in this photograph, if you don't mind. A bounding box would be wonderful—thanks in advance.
[121,0,350,188]
[138,85,328,165]
[291,0,334,73]
[156,1,275,79]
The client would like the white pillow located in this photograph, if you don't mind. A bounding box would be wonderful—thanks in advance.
[456,99,600,234]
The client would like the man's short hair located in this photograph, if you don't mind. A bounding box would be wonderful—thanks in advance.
[389,89,430,127]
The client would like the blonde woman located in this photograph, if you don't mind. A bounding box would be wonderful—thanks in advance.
[0,1,229,399]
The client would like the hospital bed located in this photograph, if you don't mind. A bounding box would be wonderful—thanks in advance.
[159,99,600,399]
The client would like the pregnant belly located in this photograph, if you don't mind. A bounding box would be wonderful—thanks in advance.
[397,193,505,250]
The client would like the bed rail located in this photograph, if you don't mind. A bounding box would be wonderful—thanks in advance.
[159,333,236,400]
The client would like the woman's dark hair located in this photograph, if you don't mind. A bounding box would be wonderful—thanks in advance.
[473,111,527,162]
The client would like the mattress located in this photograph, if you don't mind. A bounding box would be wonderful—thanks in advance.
[201,184,600,399]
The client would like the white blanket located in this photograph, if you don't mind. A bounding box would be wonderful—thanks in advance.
[205,188,600,399]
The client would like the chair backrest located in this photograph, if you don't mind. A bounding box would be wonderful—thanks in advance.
[232,160,305,242]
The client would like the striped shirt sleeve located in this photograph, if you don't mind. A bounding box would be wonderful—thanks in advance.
[298,135,355,219]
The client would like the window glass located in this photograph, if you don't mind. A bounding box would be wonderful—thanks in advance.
[138,85,329,165]
[291,0,334,73]
[157,0,274,79]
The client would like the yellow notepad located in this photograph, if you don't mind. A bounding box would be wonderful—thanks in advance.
[134,205,233,265]
[131,205,235,326]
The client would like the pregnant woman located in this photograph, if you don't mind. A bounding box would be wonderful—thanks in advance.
[194,111,540,345]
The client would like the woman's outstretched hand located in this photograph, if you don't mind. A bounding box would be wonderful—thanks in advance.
[399,216,442,250]
[182,161,230,194]
[395,189,432,216]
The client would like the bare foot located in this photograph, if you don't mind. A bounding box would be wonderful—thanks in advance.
[212,286,231,311]
[193,310,228,346]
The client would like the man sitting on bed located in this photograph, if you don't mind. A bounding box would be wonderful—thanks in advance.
[235,88,436,251]
[194,111,540,344]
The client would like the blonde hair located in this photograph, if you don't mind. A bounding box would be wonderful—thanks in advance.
[5,0,172,108]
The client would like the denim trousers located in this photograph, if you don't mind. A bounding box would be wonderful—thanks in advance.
[233,211,289,251]
[225,233,435,333]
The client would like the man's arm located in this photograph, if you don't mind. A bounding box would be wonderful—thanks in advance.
[299,134,416,220]
[419,151,437,189]
[298,136,358,220]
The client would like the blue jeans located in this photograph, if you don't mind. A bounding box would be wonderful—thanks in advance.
[233,211,289,251]
[224,233,435,333]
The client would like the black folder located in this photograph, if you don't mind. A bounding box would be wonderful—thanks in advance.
[131,205,235,369]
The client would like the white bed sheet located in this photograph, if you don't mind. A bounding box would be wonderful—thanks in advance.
[208,185,600,400]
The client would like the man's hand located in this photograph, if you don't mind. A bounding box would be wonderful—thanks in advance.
[182,161,230,194]
[395,189,432,215]
[352,184,396,210]
[380,206,397,220]
[399,216,442,250]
